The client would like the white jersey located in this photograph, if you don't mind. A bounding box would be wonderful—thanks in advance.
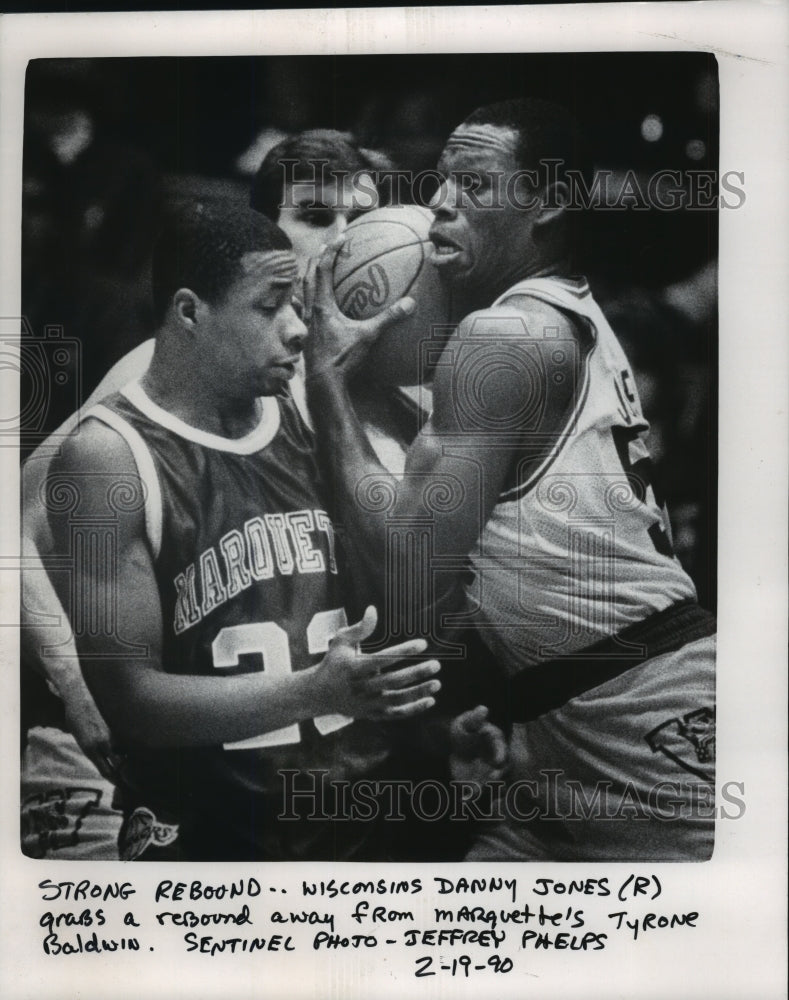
[464,276,696,671]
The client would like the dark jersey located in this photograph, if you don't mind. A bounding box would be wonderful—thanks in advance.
[87,381,390,860]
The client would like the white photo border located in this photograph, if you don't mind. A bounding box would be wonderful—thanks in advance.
[1,6,786,999]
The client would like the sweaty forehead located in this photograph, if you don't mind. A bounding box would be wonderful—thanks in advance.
[238,250,298,283]
[440,124,520,165]
[438,125,519,171]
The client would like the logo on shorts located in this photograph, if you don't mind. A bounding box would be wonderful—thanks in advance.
[21,787,103,858]
[120,807,179,861]
[645,706,716,780]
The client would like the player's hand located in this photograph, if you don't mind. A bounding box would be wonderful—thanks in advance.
[449,705,508,785]
[302,235,415,380]
[61,684,124,782]
[314,605,440,720]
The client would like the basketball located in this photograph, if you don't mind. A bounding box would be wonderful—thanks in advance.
[332,205,453,385]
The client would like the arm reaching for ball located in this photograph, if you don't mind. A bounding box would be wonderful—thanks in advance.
[304,237,584,632]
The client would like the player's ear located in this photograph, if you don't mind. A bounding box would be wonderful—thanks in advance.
[172,288,203,331]
[535,179,571,228]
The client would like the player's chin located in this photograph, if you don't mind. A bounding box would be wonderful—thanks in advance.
[429,249,473,283]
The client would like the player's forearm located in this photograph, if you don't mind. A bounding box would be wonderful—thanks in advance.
[20,538,95,704]
[82,662,323,748]
[306,371,393,556]
[306,372,462,619]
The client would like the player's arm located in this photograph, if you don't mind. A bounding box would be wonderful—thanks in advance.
[46,421,440,748]
[304,242,584,588]
[20,533,124,777]
[22,415,121,777]
[21,338,157,776]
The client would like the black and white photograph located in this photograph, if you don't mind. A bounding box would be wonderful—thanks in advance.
[0,6,786,999]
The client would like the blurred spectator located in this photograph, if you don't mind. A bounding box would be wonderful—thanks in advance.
[600,263,717,609]
[22,74,162,443]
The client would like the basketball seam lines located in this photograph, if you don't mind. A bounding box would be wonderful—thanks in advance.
[333,232,430,290]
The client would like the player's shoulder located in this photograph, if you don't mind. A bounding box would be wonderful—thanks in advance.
[456,296,579,343]
[433,295,588,424]
[49,411,139,479]
[46,416,149,541]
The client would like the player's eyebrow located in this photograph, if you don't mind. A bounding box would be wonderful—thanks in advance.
[256,280,295,309]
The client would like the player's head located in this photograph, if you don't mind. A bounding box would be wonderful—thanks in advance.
[250,129,379,271]
[152,200,306,397]
[429,98,583,298]
[463,98,583,186]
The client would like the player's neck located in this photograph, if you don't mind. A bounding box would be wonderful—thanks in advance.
[470,254,573,310]
[142,345,262,440]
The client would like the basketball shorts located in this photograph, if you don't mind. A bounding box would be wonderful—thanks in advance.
[21,727,123,860]
[466,633,716,861]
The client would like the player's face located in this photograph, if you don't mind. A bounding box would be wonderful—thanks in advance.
[205,250,307,397]
[276,172,378,274]
[429,124,538,296]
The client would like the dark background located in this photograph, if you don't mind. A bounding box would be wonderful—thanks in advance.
[21,53,718,608]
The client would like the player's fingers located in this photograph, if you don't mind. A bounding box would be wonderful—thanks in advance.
[332,605,378,648]
[365,636,428,667]
[449,706,493,759]
[366,659,441,693]
[360,296,415,338]
[378,677,441,707]
[478,722,508,768]
[301,256,319,322]
[313,235,346,306]
[450,704,489,739]
[379,695,438,720]
[357,642,431,677]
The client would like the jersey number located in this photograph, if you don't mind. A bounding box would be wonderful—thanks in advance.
[611,426,674,558]
[211,608,352,750]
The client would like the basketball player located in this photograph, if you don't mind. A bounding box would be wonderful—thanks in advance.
[304,99,716,861]
[251,129,380,275]
[20,129,491,860]
[40,201,441,861]
[20,131,403,852]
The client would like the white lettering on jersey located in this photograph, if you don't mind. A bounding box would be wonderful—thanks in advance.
[200,548,228,616]
[286,510,325,574]
[172,509,336,634]
[173,564,200,635]
[220,529,253,597]
[314,511,338,574]
[265,513,295,575]
[244,517,275,580]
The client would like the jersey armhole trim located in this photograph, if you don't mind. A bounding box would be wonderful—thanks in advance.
[85,404,163,560]
[498,312,596,502]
